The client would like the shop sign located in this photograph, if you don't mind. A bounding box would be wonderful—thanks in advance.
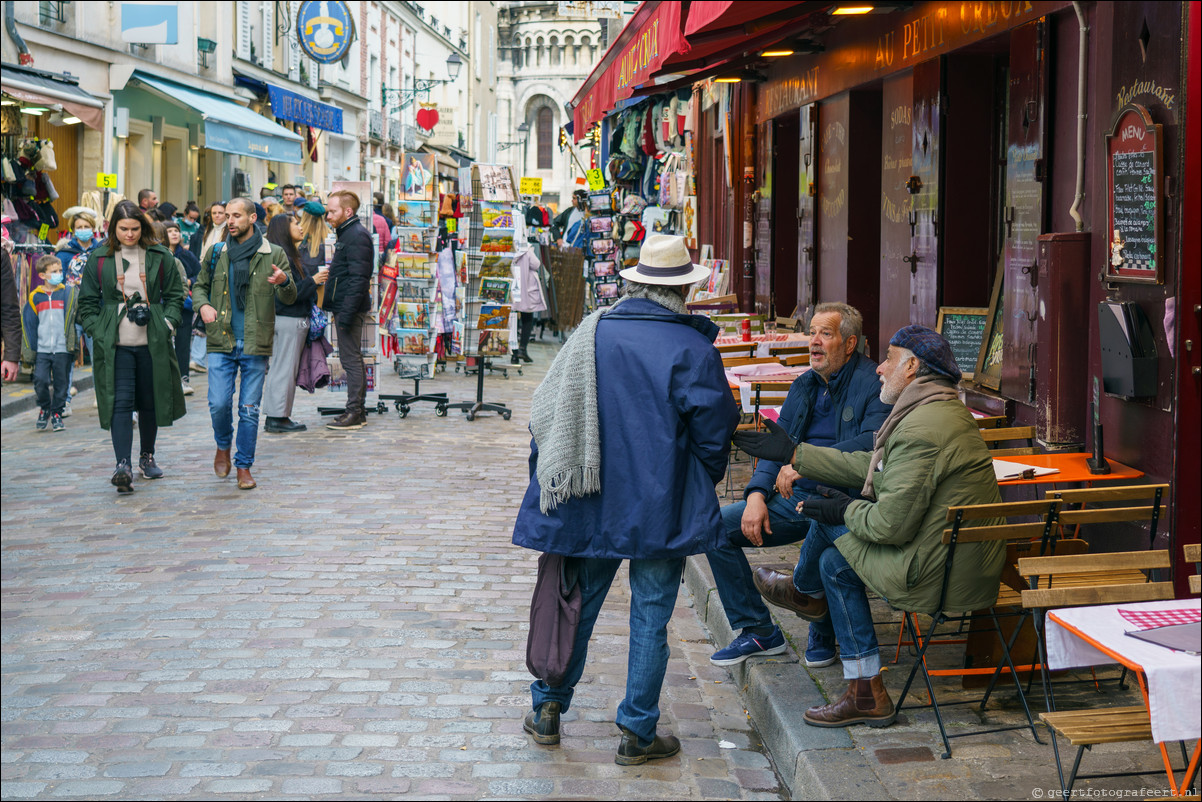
[267,84,343,133]
[586,169,606,191]
[758,0,1068,122]
[1105,104,1164,284]
[96,172,118,189]
[297,0,355,64]
[120,3,179,45]
[519,177,543,196]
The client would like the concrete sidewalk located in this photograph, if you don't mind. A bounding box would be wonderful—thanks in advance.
[683,495,1186,800]
[0,365,94,420]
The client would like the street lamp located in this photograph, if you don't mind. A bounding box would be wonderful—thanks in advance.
[382,52,464,112]
[496,122,529,152]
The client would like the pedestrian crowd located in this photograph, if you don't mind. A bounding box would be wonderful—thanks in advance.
[0,182,378,493]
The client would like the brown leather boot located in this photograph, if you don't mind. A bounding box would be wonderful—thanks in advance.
[214,448,231,478]
[236,468,257,490]
[752,567,829,621]
[804,675,896,728]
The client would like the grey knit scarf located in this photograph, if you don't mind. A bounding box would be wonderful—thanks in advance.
[530,283,688,513]
[861,374,958,501]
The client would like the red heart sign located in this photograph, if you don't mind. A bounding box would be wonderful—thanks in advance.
[416,108,439,131]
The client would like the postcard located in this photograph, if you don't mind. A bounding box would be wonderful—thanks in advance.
[477,304,511,330]
[592,260,616,277]
[395,200,435,228]
[476,164,516,203]
[394,327,430,354]
[481,202,516,229]
[595,282,620,300]
[589,216,613,234]
[479,254,514,278]
[477,329,509,357]
[480,277,513,304]
[481,229,515,254]
[396,302,430,329]
[395,253,433,279]
[402,152,436,200]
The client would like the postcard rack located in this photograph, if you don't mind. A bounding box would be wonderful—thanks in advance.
[444,164,515,421]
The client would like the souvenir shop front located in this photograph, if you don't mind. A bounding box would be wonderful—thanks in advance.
[1,62,105,240]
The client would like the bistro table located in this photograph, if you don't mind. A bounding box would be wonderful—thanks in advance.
[1046,598,1200,795]
[715,332,810,359]
[725,363,808,415]
[994,452,1144,487]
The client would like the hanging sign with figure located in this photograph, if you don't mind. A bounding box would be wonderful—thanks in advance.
[297,0,355,64]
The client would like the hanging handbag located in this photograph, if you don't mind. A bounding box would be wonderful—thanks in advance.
[525,553,582,688]
[308,302,329,341]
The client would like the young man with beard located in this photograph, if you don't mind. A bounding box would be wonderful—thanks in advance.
[734,325,1005,729]
[322,190,375,431]
[705,303,890,670]
[193,198,296,489]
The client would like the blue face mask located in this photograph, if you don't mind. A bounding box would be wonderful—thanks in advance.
[48,273,64,286]
[74,228,93,242]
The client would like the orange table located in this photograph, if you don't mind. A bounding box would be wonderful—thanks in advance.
[995,452,1144,487]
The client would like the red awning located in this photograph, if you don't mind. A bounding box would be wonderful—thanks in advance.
[665,1,816,72]
[572,1,687,137]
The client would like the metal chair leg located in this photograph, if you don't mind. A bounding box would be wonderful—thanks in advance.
[989,610,1044,744]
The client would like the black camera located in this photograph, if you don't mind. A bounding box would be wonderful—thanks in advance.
[126,293,151,326]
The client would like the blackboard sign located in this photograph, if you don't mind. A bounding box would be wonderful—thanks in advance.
[936,307,987,382]
[1106,104,1163,284]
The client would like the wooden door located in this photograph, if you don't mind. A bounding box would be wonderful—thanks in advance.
[796,103,818,322]
[755,120,772,315]
[1000,19,1049,404]
[772,113,800,318]
[30,116,80,240]
[909,58,942,330]
[879,71,914,357]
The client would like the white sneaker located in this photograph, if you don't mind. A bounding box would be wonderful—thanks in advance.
[182,379,194,396]
[62,401,72,417]
[70,385,78,397]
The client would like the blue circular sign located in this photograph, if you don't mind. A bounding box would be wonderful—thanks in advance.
[297,0,354,64]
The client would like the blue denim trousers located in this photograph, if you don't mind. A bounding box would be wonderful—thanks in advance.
[794,522,880,680]
[207,342,268,469]
[530,556,684,746]
[705,491,837,646]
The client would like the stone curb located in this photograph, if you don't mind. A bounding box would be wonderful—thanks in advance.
[1,371,94,420]
[683,554,890,801]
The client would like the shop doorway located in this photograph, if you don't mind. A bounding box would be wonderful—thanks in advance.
[771,113,800,318]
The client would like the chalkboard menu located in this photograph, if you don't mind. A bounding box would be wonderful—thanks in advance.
[1106,104,1163,284]
[936,307,987,382]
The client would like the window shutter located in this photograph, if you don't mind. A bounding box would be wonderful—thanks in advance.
[474,14,481,79]
[262,2,275,69]
[236,1,252,60]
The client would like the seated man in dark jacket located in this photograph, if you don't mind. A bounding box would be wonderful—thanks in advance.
[707,303,890,669]
[321,189,375,430]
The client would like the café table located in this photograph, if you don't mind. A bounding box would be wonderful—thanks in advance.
[714,332,810,358]
[725,363,808,415]
[1045,598,1200,795]
[994,452,1144,487]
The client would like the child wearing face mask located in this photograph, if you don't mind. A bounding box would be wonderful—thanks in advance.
[54,208,103,412]
[22,256,79,432]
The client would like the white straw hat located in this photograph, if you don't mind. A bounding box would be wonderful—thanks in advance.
[619,233,710,286]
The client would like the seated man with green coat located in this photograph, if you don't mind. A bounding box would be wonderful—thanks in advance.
[735,325,1004,729]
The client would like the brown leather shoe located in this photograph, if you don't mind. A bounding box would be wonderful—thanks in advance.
[214,448,231,478]
[804,675,896,728]
[752,566,829,621]
[236,468,256,490]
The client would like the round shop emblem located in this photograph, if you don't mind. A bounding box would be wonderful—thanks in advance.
[297,0,355,64]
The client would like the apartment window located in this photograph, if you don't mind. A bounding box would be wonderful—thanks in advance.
[537,107,553,170]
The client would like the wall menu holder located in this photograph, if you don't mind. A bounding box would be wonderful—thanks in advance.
[1105,103,1164,285]
[1097,301,1158,399]
[936,306,988,382]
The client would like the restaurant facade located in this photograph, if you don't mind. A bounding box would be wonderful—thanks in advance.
[570,1,1200,592]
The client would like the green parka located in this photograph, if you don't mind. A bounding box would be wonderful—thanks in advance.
[794,399,1005,615]
[77,244,186,430]
[193,238,297,356]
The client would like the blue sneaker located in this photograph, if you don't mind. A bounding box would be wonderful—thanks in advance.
[804,626,839,668]
[710,627,788,666]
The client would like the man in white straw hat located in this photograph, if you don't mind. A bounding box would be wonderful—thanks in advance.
[513,234,739,764]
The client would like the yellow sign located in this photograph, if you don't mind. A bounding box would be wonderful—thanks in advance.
[38,224,50,241]
[96,172,118,189]
[586,169,606,191]
[519,177,543,196]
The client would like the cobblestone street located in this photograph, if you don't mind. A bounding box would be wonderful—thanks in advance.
[0,339,785,800]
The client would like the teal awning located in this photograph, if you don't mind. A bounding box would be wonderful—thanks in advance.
[131,71,303,164]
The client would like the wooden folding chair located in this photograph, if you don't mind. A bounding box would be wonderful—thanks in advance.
[1017,550,1176,798]
[974,415,1009,429]
[712,314,766,336]
[895,499,1061,758]
[775,316,801,332]
[716,342,758,358]
[768,344,810,357]
[1186,543,1201,595]
[779,353,810,367]
[1048,483,1169,560]
[722,355,780,370]
[686,293,738,314]
[979,425,1039,457]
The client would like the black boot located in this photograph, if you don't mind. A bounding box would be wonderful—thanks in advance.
[615,726,680,766]
[523,701,561,745]
[519,350,533,363]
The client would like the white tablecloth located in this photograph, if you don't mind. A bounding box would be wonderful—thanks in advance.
[714,333,810,358]
[1046,598,1201,743]
[725,363,808,414]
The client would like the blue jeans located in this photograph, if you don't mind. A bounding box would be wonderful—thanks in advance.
[207,342,267,469]
[190,333,208,367]
[794,522,879,680]
[706,491,836,646]
[531,556,684,746]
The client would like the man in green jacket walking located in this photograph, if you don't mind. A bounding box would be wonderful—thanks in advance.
[193,197,296,490]
[735,325,1004,729]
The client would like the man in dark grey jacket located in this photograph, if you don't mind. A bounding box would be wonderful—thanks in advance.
[322,190,374,430]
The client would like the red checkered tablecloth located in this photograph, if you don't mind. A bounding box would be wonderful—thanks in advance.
[1118,607,1202,631]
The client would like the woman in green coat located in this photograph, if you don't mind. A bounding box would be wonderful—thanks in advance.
[78,200,186,494]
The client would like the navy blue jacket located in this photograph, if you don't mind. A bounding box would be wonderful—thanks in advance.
[513,298,740,560]
[744,350,891,500]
